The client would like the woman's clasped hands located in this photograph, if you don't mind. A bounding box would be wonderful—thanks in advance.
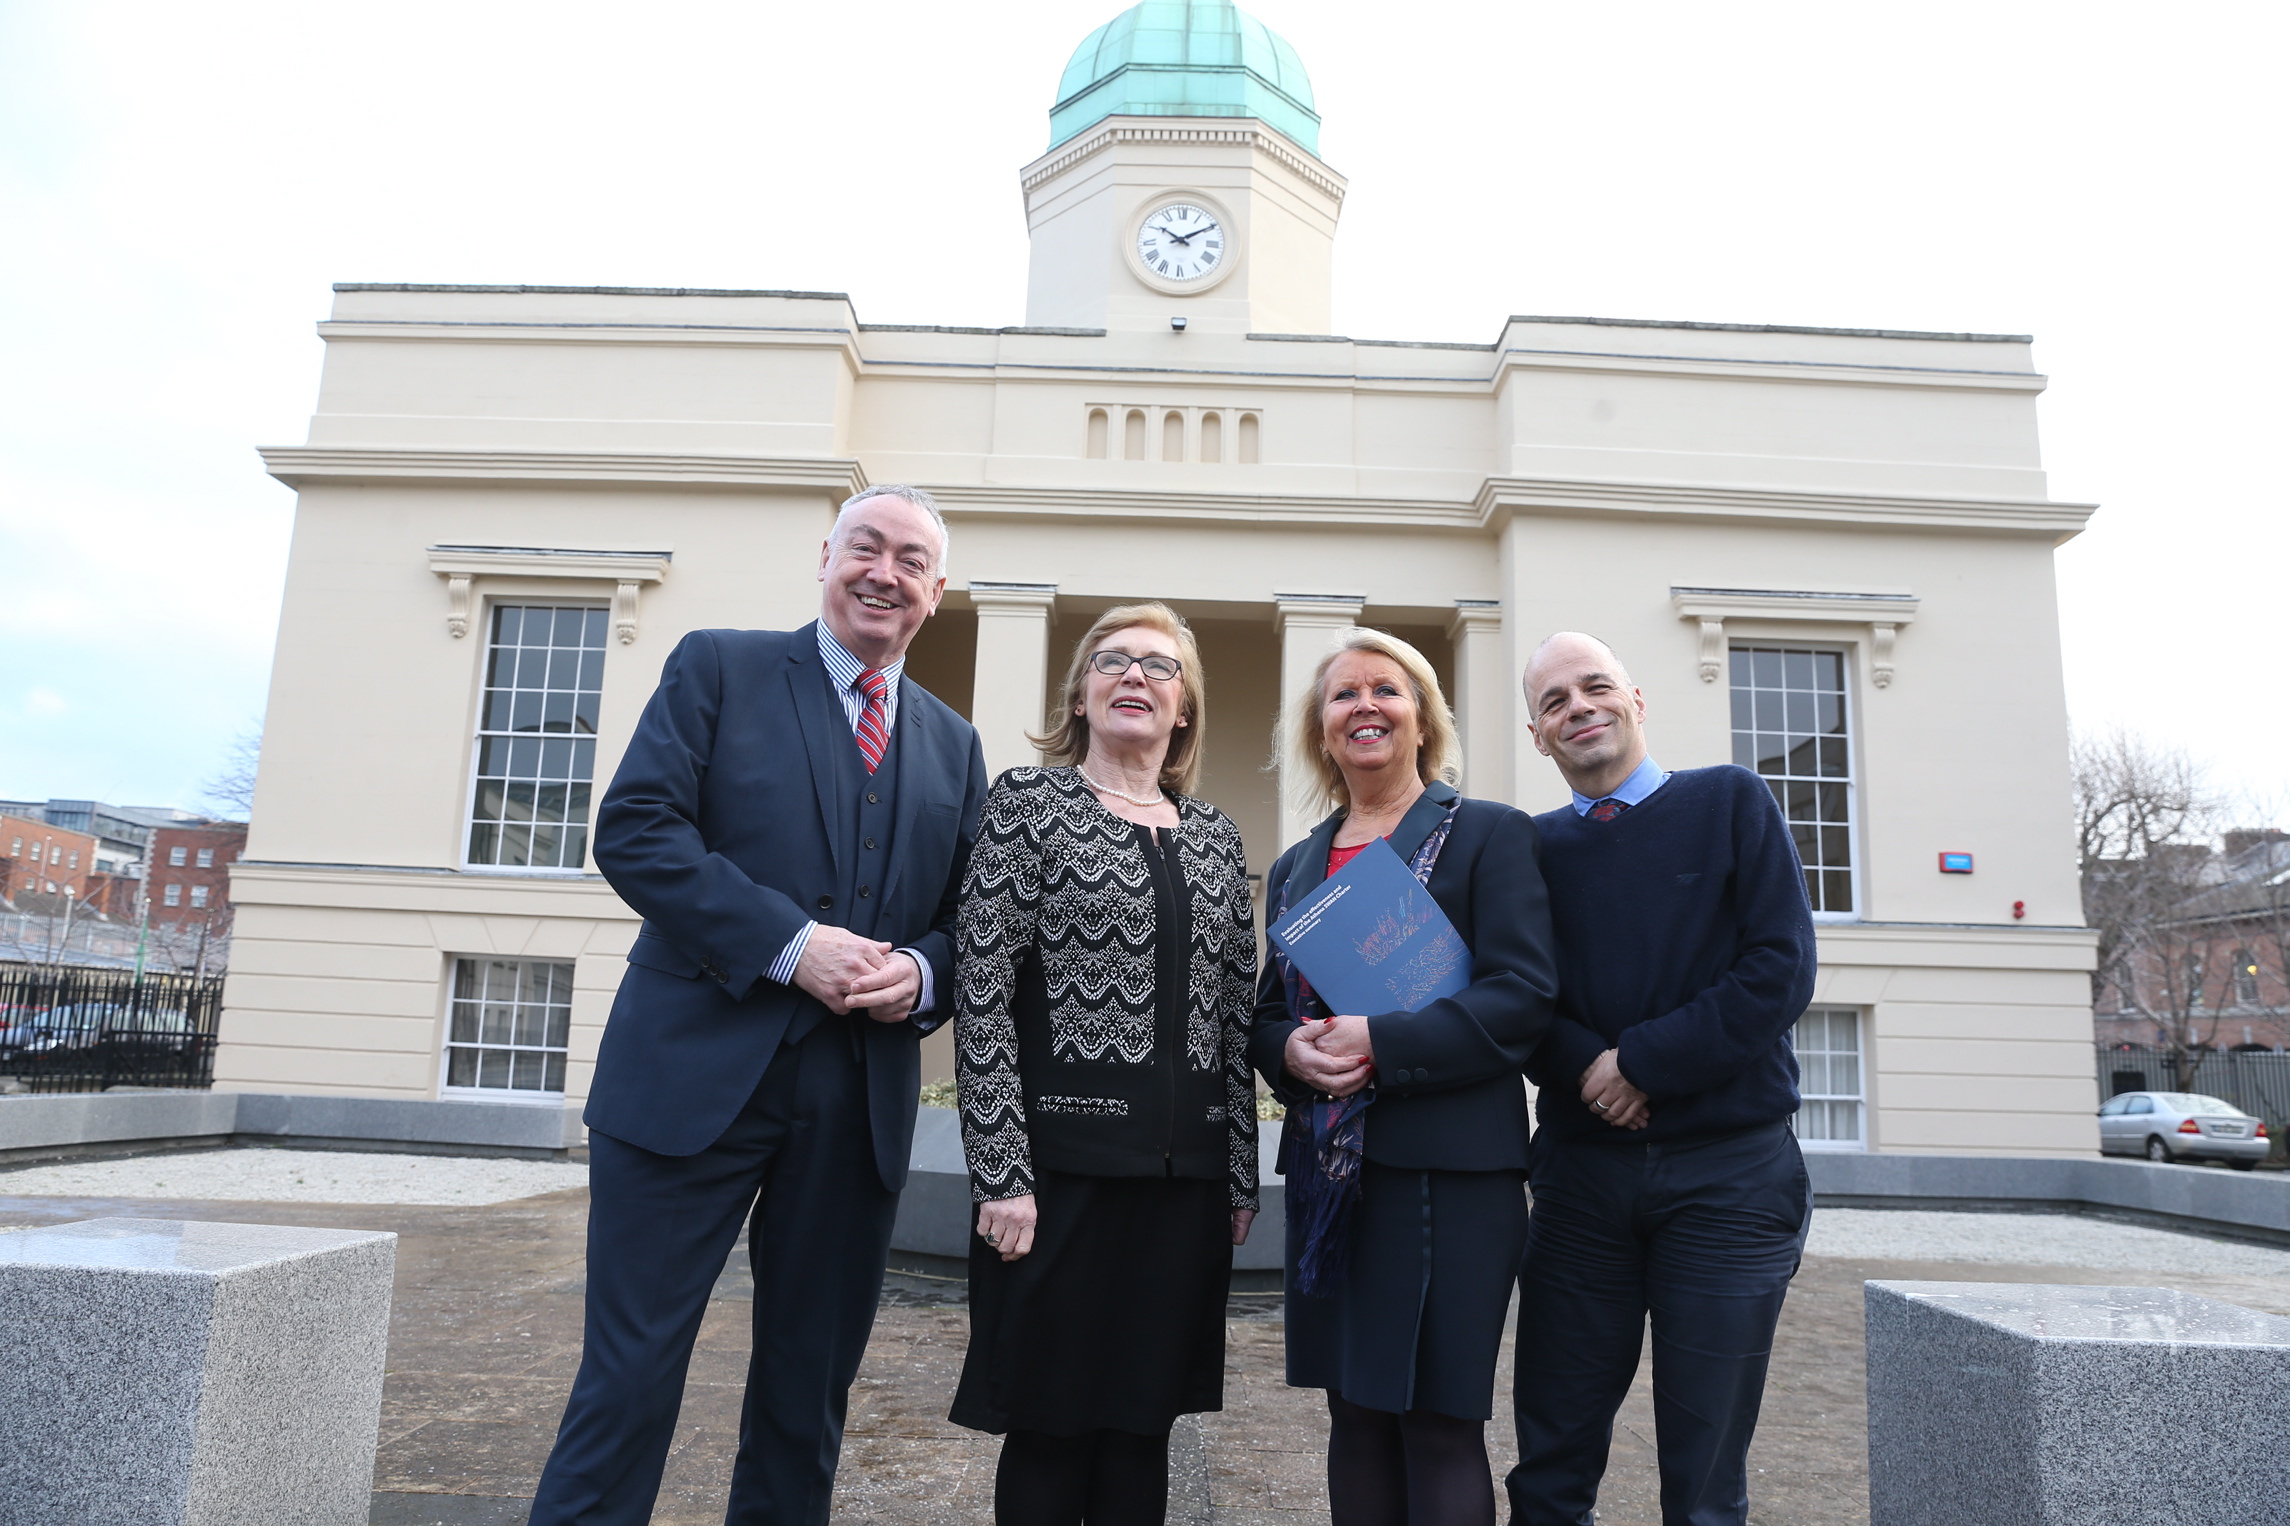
[1284,1014,1376,1098]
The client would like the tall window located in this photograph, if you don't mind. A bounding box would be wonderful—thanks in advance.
[1794,1006,1864,1147]
[1731,646,1854,915]
[163,884,181,906]
[444,957,572,1095]
[190,886,209,908]
[468,605,606,870]
[2232,949,2261,1006]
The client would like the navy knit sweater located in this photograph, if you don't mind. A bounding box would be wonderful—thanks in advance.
[1527,764,1817,1144]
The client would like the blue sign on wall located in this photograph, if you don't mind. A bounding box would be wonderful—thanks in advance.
[1938,852,1974,874]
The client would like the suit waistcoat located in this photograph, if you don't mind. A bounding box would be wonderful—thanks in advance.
[784,669,904,1048]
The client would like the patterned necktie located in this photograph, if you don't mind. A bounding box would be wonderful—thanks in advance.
[854,668,890,774]
[1588,797,1630,823]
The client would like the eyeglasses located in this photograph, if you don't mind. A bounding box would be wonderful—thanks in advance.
[1089,651,1183,682]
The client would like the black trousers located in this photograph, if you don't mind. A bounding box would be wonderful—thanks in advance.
[1505,1123,1810,1526]
[529,1020,899,1526]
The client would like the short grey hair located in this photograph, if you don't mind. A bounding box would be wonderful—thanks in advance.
[835,483,950,572]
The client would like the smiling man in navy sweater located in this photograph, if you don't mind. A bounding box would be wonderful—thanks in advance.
[1504,632,1817,1526]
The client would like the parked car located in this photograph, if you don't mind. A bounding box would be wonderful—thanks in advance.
[2098,1091,2270,1169]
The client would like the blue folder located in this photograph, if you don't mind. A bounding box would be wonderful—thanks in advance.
[1267,837,1470,1016]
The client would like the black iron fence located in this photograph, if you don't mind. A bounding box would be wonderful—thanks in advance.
[0,961,225,1093]
[2098,1044,2290,1159]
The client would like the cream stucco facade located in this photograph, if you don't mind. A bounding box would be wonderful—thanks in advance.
[220,91,2101,1155]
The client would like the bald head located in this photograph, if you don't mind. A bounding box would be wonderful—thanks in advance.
[1525,631,1632,700]
[1522,631,1649,798]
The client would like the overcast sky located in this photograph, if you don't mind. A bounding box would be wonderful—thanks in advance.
[2,0,2282,822]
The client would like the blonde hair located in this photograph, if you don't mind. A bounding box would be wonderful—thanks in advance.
[1031,603,1208,796]
[1284,628,1462,816]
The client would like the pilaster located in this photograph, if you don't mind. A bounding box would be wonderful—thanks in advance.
[968,583,1060,778]
[1274,593,1364,847]
[1446,600,1509,804]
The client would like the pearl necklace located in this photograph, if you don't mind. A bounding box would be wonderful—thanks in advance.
[1078,767,1166,808]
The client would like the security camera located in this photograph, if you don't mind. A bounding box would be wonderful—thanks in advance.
[1170,316,1188,332]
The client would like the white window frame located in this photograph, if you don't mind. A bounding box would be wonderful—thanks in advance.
[459,598,612,877]
[189,886,210,909]
[169,846,187,866]
[195,848,214,868]
[1793,1005,1868,1151]
[438,955,574,1102]
[1726,641,1863,922]
[163,884,181,906]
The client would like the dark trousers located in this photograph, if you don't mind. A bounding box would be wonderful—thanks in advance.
[1505,1122,1809,1526]
[529,1020,899,1526]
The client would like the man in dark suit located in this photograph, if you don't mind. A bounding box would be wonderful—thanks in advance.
[1505,632,1817,1526]
[529,484,988,1526]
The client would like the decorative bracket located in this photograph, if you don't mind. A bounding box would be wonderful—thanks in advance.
[1871,622,1899,688]
[1669,587,1920,686]
[445,575,473,640]
[426,545,673,643]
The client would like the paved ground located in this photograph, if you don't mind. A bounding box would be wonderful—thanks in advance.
[4,1158,2287,1526]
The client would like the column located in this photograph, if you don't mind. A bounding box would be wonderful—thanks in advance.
[968,582,1058,778]
[1274,593,1365,849]
[1446,599,1509,803]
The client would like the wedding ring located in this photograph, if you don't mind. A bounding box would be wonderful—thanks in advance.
[1591,1100,1609,1113]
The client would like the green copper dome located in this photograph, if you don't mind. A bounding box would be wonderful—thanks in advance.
[1049,1,1320,154]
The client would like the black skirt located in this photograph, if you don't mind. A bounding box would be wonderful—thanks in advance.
[1283,1160,1528,1420]
[950,1170,1233,1437]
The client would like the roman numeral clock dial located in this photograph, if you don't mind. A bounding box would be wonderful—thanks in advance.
[1136,203,1225,284]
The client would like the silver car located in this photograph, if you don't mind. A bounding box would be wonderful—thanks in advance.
[2098,1091,2270,1169]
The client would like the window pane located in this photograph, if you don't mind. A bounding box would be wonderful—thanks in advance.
[445,956,574,1096]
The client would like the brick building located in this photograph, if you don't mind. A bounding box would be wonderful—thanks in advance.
[2093,831,2290,1052]
[148,822,248,927]
[1,813,100,909]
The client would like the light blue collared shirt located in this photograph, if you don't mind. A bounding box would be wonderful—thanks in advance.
[764,623,934,1016]
[1570,754,1669,817]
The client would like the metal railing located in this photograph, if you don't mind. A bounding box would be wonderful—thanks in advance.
[0,962,225,1093]
[2098,1044,2290,1159]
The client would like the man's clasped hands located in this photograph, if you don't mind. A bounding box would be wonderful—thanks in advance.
[791,924,922,1022]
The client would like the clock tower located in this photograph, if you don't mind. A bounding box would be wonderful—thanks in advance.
[1021,1,1346,336]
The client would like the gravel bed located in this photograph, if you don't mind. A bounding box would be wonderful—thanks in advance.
[1806,1207,2290,1277]
[0,1148,588,1206]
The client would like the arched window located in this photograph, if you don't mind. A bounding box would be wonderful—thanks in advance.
[1238,411,1261,464]
[2233,949,2261,1005]
[1124,410,1146,461]
[1163,410,1185,462]
[1086,409,1109,460]
[1200,411,1223,462]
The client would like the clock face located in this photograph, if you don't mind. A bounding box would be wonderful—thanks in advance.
[1136,203,1226,283]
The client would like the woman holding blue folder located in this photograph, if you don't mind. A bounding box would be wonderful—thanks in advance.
[1250,628,1560,1526]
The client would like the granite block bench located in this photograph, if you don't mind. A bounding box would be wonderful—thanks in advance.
[1866,1279,2290,1526]
[0,1217,396,1526]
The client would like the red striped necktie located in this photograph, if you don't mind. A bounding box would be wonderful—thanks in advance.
[854,668,890,773]
[1588,797,1630,823]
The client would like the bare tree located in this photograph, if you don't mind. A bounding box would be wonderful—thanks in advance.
[2073,726,2229,1088]
[201,722,263,821]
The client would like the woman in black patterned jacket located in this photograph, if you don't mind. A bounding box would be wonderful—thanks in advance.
[950,601,1259,1526]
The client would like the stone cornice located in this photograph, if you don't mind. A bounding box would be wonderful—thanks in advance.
[1815,919,2098,971]
[1019,118,1347,203]
[258,451,2092,542]
[1476,476,2095,540]
[316,319,859,354]
[230,860,639,918]
[261,447,867,495]
[1497,345,2048,393]
[927,483,1479,530]
[1670,585,1921,686]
